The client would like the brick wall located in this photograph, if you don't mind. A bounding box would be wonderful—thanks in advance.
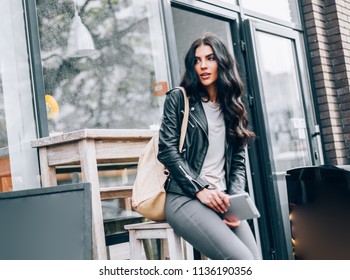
[301,0,350,164]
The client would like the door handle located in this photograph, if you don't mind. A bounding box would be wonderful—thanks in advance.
[311,125,324,164]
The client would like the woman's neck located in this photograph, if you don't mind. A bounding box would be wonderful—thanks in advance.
[206,85,218,103]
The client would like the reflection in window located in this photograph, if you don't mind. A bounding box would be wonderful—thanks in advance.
[37,0,169,134]
[241,0,300,24]
[256,32,311,173]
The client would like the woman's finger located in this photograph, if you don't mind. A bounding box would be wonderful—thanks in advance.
[223,218,241,228]
[209,198,223,213]
[220,193,230,207]
[214,196,227,213]
[213,190,229,212]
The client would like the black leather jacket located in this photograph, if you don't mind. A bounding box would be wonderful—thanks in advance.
[157,88,247,198]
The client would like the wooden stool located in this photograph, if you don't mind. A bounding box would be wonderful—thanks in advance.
[124,221,184,260]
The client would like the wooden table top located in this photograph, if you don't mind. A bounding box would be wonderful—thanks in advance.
[31,129,158,148]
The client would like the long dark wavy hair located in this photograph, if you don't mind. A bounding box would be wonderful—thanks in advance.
[180,33,255,147]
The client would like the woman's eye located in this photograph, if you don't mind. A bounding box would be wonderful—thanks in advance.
[194,58,200,64]
[208,56,215,61]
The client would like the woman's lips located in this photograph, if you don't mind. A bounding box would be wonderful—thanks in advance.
[200,73,210,79]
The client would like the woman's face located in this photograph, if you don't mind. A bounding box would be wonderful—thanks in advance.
[194,44,218,92]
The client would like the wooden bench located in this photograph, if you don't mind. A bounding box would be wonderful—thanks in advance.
[125,221,183,260]
[101,186,187,259]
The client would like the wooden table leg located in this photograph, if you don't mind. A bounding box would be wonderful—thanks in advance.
[79,139,107,260]
[38,147,57,187]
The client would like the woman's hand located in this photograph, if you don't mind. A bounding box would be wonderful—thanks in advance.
[223,215,241,228]
[196,188,230,213]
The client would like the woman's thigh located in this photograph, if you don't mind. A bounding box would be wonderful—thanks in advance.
[165,193,260,260]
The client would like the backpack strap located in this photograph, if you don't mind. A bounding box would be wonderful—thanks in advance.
[176,86,189,153]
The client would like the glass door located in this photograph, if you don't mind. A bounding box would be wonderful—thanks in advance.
[245,20,322,259]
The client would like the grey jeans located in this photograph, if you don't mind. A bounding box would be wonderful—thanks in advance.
[165,192,261,260]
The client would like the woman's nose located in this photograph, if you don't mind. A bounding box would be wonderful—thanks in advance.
[201,60,207,68]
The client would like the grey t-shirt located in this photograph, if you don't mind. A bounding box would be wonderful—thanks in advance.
[200,100,226,191]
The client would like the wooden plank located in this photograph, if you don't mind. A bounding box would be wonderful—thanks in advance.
[128,230,145,260]
[166,228,183,260]
[78,139,107,260]
[125,221,171,230]
[134,229,168,239]
[183,240,194,260]
[100,186,133,200]
[39,147,57,187]
[31,130,87,148]
[85,129,157,139]
[95,140,148,162]
[46,143,80,166]
[31,129,157,148]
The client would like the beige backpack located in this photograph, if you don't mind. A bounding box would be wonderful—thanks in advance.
[132,87,189,221]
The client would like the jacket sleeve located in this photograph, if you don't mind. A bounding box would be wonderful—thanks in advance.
[227,146,247,195]
[157,89,209,197]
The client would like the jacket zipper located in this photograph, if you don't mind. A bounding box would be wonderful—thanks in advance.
[179,165,192,180]
[181,109,195,128]
[189,112,207,137]
[181,106,208,189]
[179,165,202,191]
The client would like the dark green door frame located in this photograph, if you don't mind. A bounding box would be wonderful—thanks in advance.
[24,0,49,138]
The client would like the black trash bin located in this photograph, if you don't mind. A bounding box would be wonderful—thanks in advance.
[286,165,350,260]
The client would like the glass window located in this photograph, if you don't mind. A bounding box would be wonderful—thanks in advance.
[253,31,313,252]
[255,31,312,174]
[241,0,300,24]
[37,0,169,134]
[0,0,41,191]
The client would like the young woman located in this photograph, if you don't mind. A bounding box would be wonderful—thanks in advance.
[157,33,261,260]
